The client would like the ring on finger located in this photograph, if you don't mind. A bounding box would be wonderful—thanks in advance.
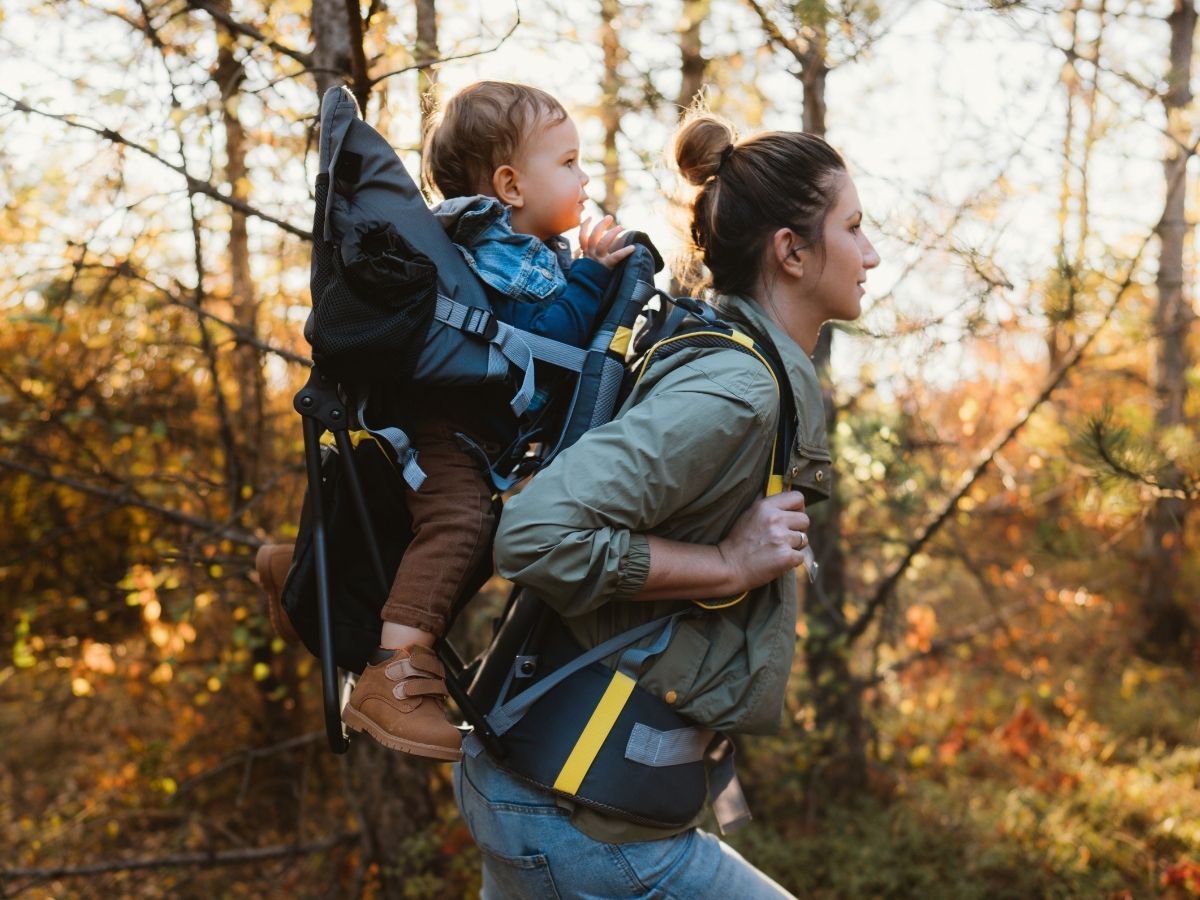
[798,532,808,548]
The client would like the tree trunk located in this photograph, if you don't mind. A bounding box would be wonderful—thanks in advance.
[669,0,711,296]
[345,739,438,900]
[310,0,356,99]
[795,8,867,803]
[214,0,263,493]
[415,0,439,136]
[598,0,624,213]
[676,0,709,112]
[1142,0,1196,660]
[799,24,827,136]
[212,0,301,755]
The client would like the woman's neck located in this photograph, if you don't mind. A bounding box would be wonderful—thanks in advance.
[747,287,821,355]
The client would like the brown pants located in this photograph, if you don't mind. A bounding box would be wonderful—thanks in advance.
[380,417,497,637]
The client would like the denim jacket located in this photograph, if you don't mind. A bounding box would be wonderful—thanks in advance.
[432,196,609,349]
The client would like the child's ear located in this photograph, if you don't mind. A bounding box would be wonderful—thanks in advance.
[492,165,524,208]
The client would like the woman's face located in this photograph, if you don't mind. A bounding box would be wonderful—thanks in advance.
[799,172,880,323]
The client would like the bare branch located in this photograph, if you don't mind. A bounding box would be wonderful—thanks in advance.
[861,598,1036,686]
[0,833,357,882]
[157,290,311,367]
[846,228,1156,643]
[175,732,323,796]
[367,13,522,87]
[743,0,810,67]
[185,0,313,66]
[0,456,260,548]
[0,93,309,240]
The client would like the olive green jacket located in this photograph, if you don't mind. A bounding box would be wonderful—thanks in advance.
[493,293,831,839]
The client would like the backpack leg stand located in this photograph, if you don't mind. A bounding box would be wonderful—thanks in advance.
[294,366,504,757]
[295,367,354,754]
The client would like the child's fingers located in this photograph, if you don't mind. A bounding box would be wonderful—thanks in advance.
[595,223,626,255]
[578,217,594,247]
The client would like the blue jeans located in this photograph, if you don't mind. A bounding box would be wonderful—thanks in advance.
[453,751,796,900]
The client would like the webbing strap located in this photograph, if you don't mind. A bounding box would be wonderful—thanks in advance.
[552,671,635,794]
[485,613,683,737]
[624,723,713,767]
[489,321,537,415]
[708,739,752,833]
[519,330,588,371]
[432,294,481,332]
[355,396,426,490]
[616,614,681,678]
[432,296,587,370]
[432,296,589,417]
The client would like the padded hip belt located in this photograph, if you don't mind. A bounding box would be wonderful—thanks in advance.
[466,610,748,831]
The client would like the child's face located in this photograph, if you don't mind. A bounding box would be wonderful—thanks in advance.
[505,116,589,240]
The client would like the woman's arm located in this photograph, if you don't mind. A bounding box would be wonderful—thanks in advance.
[635,491,809,601]
[495,355,798,616]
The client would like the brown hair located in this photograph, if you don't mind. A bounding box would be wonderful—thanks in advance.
[423,81,568,200]
[674,113,846,296]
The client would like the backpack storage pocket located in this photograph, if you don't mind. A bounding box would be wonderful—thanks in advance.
[311,220,437,387]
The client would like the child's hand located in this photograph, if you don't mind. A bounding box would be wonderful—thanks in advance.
[578,216,637,270]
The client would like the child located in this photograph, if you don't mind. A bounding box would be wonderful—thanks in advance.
[338,82,635,760]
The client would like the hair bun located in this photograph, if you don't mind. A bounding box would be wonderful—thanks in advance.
[674,114,737,186]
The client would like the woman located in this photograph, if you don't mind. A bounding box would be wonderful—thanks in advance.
[454,112,880,898]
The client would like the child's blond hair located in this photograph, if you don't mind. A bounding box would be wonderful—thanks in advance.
[423,81,568,200]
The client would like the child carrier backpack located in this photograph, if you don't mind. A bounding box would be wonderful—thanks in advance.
[278,86,806,829]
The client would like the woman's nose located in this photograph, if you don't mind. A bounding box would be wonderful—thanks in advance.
[863,238,880,269]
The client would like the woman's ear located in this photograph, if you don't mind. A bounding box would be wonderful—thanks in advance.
[773,227,804,278]
[492,165,524,208]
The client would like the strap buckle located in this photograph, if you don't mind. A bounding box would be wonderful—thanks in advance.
[463,306,498,341]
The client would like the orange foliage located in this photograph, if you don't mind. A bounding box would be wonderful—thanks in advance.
[1163,859,1200,897]
[998,705,1049,761]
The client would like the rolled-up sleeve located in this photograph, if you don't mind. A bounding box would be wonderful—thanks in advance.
[494,358,777,617]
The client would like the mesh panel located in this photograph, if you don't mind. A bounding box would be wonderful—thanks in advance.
[310,177,333,302]
[308,216,436,387]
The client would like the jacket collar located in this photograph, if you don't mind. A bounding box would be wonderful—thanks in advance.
[431,194,508,245]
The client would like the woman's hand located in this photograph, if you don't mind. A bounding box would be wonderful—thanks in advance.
[716,491,811,594]
[578,215,636,269]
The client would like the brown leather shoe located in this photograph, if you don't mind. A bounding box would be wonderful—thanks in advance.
[255,543,301,644]
[342,644,463,761]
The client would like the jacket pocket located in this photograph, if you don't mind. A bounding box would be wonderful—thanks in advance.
[640,617,710,711]
[788,439,833,502]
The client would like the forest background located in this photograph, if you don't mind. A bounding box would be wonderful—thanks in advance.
[1,0,1198,897]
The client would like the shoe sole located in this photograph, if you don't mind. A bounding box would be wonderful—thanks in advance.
[342,705,464,762]
[255,544,301,644]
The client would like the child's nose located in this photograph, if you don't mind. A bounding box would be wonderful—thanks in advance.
[580,168,590,187]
